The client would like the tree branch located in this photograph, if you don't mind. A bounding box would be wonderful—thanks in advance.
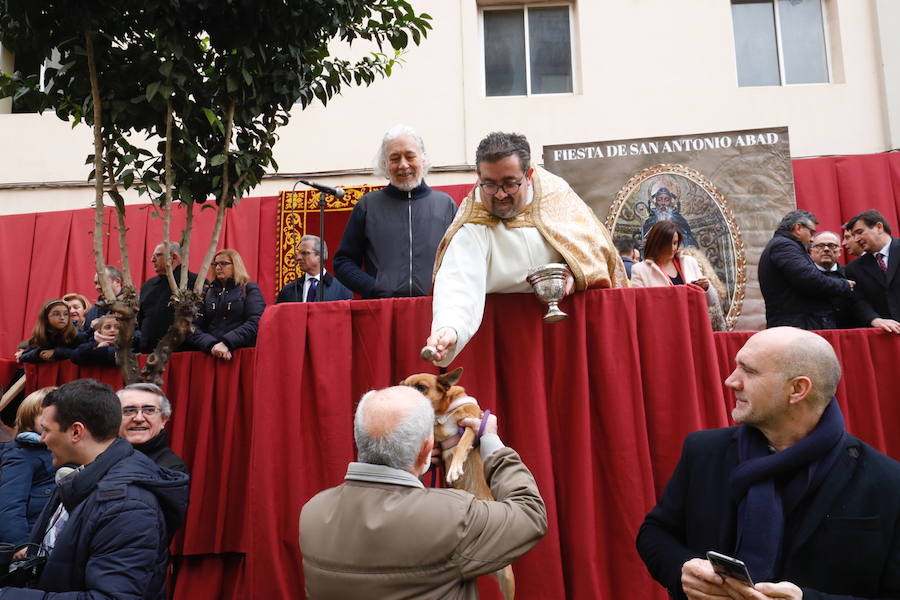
[193,98,236,295]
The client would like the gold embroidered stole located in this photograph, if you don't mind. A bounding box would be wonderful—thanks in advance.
[433,167,628,290]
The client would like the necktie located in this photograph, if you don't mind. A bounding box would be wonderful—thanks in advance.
[877,253,887,273]
[306,277,318,302]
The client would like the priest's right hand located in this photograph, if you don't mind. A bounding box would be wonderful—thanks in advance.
[426,327,457,363]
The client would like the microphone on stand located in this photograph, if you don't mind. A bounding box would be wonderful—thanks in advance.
[298,179,345,199]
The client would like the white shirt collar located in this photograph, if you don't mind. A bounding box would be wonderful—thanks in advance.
[814,262,839,272]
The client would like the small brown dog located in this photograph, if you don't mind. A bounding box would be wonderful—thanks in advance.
[401,367,515,600]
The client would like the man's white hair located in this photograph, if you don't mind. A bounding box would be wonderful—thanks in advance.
[372,124,432,180]
[354,388,434,471]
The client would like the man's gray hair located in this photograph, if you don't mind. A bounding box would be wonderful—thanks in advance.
[300,234,327,260]
[105,265,124,283]
[354,389,434,471]
[157,241,182,259]
[777,210,818,234]
[373,124,431,179]
[117,382,172,417]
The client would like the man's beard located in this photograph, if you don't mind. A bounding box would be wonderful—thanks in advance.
[392,171,423,192]
[654,207,674,220]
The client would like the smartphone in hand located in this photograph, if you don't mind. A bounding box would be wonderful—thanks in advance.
[706,551,754,587]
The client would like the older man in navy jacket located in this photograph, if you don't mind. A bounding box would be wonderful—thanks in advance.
[637,327,900,600]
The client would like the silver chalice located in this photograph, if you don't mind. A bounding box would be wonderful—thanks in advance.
[526,263,569,323]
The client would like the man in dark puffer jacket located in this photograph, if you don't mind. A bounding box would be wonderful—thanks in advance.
[0,379,189,600]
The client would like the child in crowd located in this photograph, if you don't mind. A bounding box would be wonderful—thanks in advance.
[16,299,81,363]
[71,314,119,367]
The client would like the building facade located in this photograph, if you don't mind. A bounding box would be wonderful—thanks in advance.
[1,0,898,215]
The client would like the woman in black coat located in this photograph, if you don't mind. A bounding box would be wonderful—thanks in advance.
[189,248,265,360]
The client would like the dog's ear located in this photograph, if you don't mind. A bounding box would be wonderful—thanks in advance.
[437,367,464,388]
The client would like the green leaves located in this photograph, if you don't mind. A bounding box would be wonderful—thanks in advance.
[146,81,161,101]
[0,0,434,209]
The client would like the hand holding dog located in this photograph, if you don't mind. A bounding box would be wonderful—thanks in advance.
[459,413,498,437]
[425,327,458,363]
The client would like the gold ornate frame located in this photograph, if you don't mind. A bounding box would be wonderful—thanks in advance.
[606,164,746,329]
[276,185,382,293]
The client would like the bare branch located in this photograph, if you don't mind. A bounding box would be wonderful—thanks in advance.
[193,98,237,295]
[85,28,113,302]
[162,100,178,294]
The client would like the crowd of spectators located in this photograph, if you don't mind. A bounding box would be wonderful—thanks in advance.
[3,127,900,599]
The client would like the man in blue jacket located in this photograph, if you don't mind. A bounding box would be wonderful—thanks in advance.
[637,327,900,600]
[334,125,457,298]
[0,379,189,599]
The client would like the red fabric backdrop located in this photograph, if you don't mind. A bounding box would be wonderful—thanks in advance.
[6,152,900,598]
[23,288,900,600]
[0,183,473,358]
[4,151,900,357]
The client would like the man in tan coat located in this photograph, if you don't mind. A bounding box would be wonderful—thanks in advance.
[299,386,547,599]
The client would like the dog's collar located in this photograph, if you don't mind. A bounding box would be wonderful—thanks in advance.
[435,396,478,425]
[440,427,465,451]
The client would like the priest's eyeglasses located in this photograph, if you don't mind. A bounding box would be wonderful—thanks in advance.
[479,180,523,196]
[122,405,161,417]
[811,243,840,251]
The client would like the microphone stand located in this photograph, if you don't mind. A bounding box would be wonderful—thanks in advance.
[318,190,326,302]
[292,179,337,303]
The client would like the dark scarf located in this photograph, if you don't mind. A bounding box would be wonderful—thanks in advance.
[729,399,846,582]
[133,429,170,458]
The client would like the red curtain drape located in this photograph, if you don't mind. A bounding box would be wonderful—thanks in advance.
[0,184,473,358]
[4,154,900,356]
[23,288,900,599]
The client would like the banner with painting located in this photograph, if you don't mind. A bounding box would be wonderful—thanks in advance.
[543,127,794,330]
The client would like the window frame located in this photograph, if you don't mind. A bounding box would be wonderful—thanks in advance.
[479,3,576,98]
[732,0,833,87]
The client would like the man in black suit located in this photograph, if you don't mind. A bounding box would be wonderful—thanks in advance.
[845,209,900,334]
[758,210,855,330]
[276,235,352,303]
[637,327,900,600]
[809,230,857,328]
[137,242,198,353]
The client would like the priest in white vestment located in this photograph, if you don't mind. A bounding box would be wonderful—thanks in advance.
[426,132,628,367]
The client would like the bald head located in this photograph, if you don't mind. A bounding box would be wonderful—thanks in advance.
[354,386,434,472]
[749,327,841,409]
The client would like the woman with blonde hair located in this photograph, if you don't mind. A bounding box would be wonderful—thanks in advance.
[0,387,57,550]
[63,293,93,331]
[16,299,81,363]
[189,248,265,360]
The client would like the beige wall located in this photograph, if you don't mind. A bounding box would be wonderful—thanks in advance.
[0,0,895,215]
[875,0,900,150]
